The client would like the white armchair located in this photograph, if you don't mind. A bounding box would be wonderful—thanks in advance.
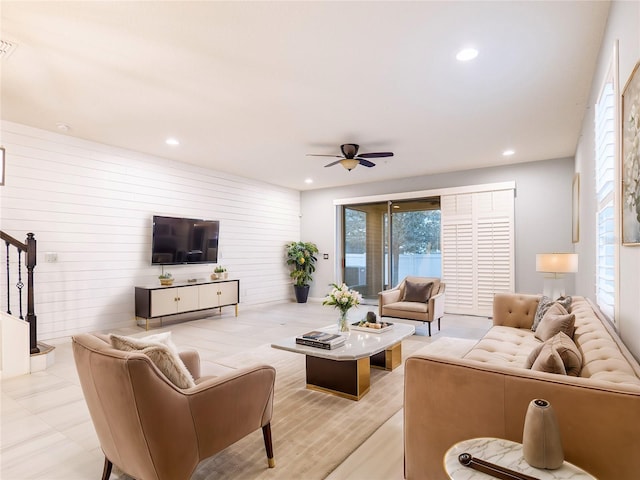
[378,276,445,336]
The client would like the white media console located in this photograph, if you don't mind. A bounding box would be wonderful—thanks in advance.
[135,279,239,330]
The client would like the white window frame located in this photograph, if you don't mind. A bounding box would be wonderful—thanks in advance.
[593,41,619,323]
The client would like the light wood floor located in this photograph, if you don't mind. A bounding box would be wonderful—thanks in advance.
[1,301,490,479]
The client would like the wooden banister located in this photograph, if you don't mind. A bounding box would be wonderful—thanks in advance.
[1,231,39,354]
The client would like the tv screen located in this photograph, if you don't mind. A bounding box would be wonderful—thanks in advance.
[152,215,219,265]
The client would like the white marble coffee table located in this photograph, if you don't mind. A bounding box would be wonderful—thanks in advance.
[271,322,415,400]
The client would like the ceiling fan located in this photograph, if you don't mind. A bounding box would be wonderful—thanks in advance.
[306,143,394,171]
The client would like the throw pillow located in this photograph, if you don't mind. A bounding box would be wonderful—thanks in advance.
[524,341,545,369]
[550,331,582,376]
[531,296,553,332]
[403,280,433,303]
[110,333,196,389]
[531,296,572,332]
[534,303,576,342]
[530,342,567,375]
[525,332,582,376]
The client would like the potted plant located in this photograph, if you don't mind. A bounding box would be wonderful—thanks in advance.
[214,265,228,279]
[158,272,173,286]
[286,241,319,303]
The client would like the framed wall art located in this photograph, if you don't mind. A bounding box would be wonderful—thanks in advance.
[621,60,640,245]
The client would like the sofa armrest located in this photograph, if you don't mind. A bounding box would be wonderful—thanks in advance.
[186,365,276,456]
[378,288,402,315]
[428,287,445,321]
[179,350,201,379]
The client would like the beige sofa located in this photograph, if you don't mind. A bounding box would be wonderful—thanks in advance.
[404,294,640,479]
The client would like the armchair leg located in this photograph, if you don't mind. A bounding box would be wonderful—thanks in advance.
[438,317,441,331]
[262,423,276,468]
[427,322,431,337]
[102,457,113,480]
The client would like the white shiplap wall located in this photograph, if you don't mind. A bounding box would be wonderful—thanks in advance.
[0,121,300,340]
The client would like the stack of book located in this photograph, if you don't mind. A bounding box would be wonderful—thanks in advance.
[295,330,346,350]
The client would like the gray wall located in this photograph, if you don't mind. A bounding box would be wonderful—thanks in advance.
[301,157,575,302]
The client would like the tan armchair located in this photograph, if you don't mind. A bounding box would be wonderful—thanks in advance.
[378,276,445,336]
[72,333,276,480]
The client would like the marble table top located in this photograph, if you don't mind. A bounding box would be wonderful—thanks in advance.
[444,437,594,479]
[271,322,415,360]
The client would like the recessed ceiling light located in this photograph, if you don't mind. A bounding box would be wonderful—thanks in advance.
[304,178,313,184]
[56,122,71,132]
[165,138,180,146]
[503,149,515,156]
[456,47,478,62]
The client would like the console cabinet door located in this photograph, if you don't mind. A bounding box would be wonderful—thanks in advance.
[151,288,180,317]
[217,281,239,306]
[151,286,199,316]
[175,286,199,313]
[198,283,219,309]
[198,281,239,308]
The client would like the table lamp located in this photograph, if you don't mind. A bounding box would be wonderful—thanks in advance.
[536,253,578,298]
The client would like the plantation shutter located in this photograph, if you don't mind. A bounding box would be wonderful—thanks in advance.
[442,189,514,316]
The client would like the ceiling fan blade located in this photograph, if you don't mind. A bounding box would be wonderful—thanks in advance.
[306,154,342,158]
[358,159,376,168]
[324,160,343,168]
[358,152,394,159]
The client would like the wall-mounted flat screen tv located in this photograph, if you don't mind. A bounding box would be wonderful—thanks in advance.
[151,215,219,265]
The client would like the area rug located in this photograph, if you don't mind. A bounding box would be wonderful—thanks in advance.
[184,337,427,480]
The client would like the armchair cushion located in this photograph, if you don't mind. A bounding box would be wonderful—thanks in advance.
[402,280,433,303]
[110,333,196,388]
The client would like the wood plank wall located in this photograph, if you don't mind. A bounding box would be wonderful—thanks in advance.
[0,121,300,339]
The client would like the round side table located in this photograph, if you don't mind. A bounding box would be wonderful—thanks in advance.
[444,437,594,479]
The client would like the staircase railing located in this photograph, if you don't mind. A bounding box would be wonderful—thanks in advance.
[1,231,39,354]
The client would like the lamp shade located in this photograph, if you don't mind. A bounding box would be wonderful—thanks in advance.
[536,253,578,273]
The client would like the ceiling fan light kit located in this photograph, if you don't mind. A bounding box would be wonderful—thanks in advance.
[307,143,394,171]
[340,158,360,171]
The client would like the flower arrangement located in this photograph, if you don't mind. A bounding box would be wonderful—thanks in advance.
[286,241,319,287]
[214,265,226,273]
[323,283,362,332]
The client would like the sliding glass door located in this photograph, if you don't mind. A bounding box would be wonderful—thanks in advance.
[343,198,441,303]
[387,199,441,288]
[344,203,387,303]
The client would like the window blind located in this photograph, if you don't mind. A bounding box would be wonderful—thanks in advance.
[442,189,514,316]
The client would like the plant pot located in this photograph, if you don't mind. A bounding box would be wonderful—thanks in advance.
[294,285,310,303]
[160,279,173,286]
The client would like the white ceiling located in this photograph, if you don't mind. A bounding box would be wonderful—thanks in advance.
[1,1,609,191]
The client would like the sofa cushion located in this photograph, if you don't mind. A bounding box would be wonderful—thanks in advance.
[110,333,196,389]
[535,303,575,341]
[463,326,541,368]
[530,342,566,374]
[532,295,572,331]
[403,280,433,303]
